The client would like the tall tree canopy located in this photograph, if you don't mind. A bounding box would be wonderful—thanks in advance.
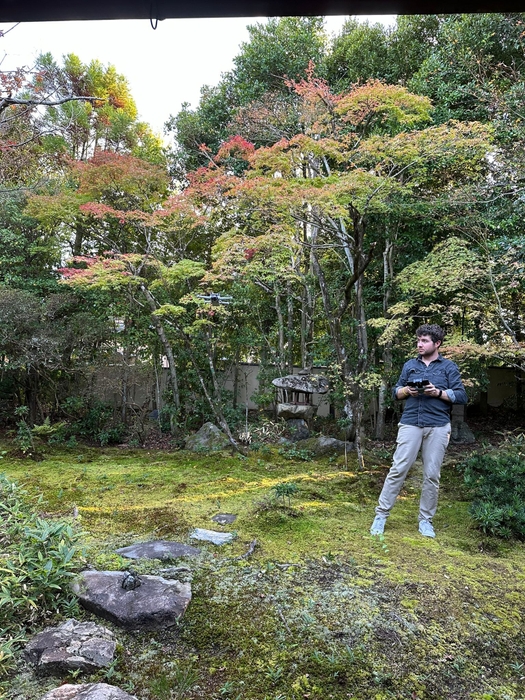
[166,17,328,175]
[2,16,525,438]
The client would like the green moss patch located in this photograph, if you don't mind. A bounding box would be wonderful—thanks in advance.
[3,444,525,699]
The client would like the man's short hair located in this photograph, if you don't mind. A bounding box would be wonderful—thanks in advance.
[416,324,444,344]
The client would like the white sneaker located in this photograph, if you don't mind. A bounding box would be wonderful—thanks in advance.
[418,520,435,538]
[370,515,387,535]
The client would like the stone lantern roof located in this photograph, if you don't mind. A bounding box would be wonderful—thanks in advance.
[271,373,329,395]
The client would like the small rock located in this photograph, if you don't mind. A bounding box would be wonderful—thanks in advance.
[121,570,141,590]
[294,436,353,457]
[116,540,200,561]
[25,620,116,676]
[278,437,293,446]
[40,683,137,699]
[190,528,234,545]
[211,513,237,525]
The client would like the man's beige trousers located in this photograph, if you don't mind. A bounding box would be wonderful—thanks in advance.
[375,423,451,522]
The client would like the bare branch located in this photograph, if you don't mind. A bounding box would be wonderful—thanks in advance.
[0,95,101,116]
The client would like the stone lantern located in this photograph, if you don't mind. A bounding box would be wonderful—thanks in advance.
[272,369,329,440]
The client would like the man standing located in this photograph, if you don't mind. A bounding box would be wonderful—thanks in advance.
[370,324,467,538]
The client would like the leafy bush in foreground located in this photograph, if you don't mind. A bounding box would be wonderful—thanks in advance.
[0,474,82,676]
[462,435,525,539]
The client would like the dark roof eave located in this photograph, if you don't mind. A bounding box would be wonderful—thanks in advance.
[2,0,524,22]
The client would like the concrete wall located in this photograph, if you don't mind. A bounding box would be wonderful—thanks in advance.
[95,358,331,417]
[95,359,521,418]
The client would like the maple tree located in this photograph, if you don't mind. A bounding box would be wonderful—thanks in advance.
[170,72,495,452]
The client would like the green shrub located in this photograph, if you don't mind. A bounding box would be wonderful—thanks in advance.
[54,397,126,446]
[462,438,525,539]
[13,406,36,456]
[272,481,299,506]
[278,445,313,462]
[32,417,67,442]
[0,475,82,675]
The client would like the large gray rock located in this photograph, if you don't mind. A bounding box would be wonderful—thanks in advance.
[71,570,191,630]
[294,436,354,457]
[116,540,200,560]
[25,619,116,676]
[40,684,136,699]
[184,422,230,452]
[287,418,310,441]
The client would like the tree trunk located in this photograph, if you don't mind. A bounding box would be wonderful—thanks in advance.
[232,348,240,410]
[274,288,286,374]
[25,365,39,426]
[375,237,395,439]
[121,342,130,424]
[179,329,243,454]
[286,283,294,373]
[346,205,376,465]
[139,283,180,412]
[300,284,314,369]
[310,230,356,440]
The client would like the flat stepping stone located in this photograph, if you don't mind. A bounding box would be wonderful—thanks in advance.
[190,528,234,545]
[211,513,237,525]
[116,540,200,560]
[25,619,116,676]
[71,571,191,631]
[40,683,137,699]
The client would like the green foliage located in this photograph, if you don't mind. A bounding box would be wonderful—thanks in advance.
[57,396,126,446]
[0,196,62,292]
[278,445,314,462]
[271,481,299,506]
[409,14,525,128]
[0,475,81,675]
[326,18,390,90]
[32,417,67,442]
[232,17,327,102]
[13,406,36,456]
[398,237,483,300]
[462,435,525,538]
[327,15,442,91]
[34,52,165,164]
[147,661,200,699]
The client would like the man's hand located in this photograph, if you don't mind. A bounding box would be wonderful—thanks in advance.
[423,382,448,399]
[398,385,418,399]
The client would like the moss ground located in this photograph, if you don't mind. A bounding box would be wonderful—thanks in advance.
[3,442,525,700]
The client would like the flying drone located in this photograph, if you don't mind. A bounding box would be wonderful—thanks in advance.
[196,292,233,306]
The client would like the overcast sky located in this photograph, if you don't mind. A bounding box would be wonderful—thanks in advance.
[0,16,396,138]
